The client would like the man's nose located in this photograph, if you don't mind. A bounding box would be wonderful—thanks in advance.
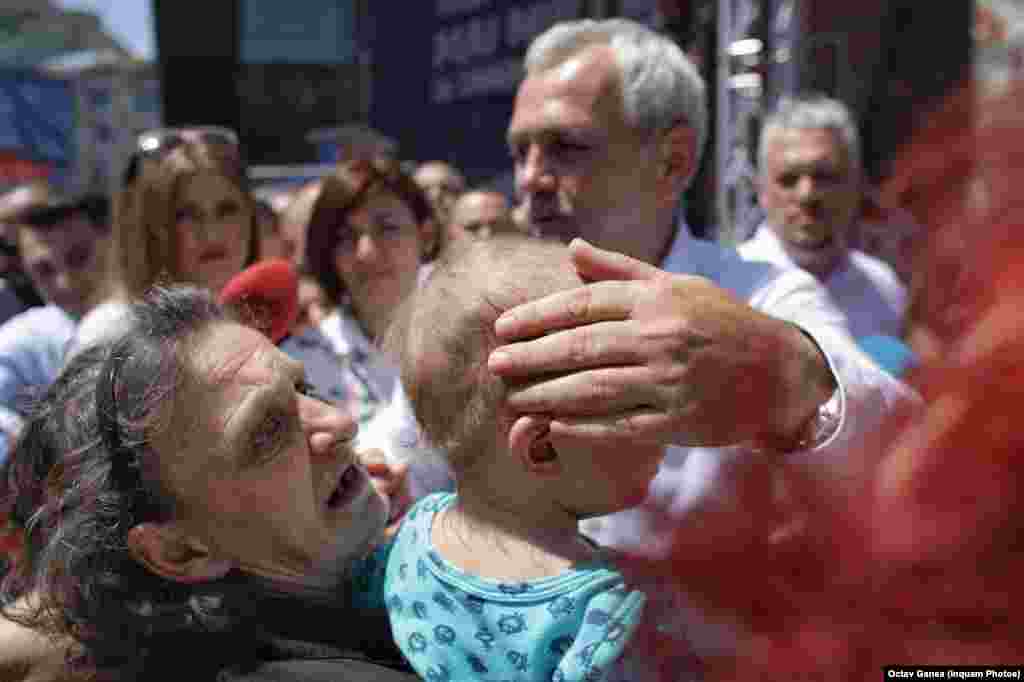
[516,145,555,195]
[795,175,819,202]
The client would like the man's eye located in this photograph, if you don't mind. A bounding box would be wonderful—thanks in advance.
[551,140,588,156]
[297,380,323,401]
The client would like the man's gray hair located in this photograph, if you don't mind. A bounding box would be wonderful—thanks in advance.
[525,18,707,174]
[758,94,862,175]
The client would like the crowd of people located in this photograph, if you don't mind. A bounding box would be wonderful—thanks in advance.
[0,14,1015,682]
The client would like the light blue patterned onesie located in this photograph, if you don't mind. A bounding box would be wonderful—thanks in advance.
[378,492,647,682]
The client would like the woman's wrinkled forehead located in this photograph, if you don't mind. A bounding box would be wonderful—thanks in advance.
[167,324,300,452]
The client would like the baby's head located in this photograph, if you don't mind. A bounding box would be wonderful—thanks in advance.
[389,233,664,517]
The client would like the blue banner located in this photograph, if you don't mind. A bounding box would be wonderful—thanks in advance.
[369,0,585,185]
[0,69,74,187]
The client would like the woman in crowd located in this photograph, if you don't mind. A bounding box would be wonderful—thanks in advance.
[304,156,433,426]
[2,286,416,681]
[73,131,351,405]
[74,131,257,346]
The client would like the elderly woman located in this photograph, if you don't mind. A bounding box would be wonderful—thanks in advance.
[1,286,416,681]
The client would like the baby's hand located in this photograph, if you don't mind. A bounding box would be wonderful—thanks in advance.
[357,447,412,537]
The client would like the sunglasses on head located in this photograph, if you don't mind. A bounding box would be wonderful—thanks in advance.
[122,126,241,186]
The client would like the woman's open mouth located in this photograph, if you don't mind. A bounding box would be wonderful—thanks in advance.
[326,463,366,511]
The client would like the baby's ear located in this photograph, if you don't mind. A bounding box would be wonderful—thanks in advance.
[508,416,561,476]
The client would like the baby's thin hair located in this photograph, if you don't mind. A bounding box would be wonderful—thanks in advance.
[387,234,578,476]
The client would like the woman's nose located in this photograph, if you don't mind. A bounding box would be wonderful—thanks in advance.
[354,233,379,261]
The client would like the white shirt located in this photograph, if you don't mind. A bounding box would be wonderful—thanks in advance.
[319,301,453,500]
[738,224,908,340]
[580,221,915,553]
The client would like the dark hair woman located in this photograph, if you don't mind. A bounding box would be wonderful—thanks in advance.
[1,286,415,681]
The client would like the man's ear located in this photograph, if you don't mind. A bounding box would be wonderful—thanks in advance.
[656,123,697,205]
[508,416,562,477]
[127,522,233,584]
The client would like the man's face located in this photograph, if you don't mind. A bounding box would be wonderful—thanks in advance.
[165,323,387,587]
[507,46,666,264]
[18,211,103,317]
[758,127,861,278]
[414,163,465,220]
[447,191,512,242]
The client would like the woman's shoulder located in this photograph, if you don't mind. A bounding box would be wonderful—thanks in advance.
[317,309,367,357]
[74,300,133,348]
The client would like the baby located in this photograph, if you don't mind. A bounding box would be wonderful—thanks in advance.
[379,234,671,681]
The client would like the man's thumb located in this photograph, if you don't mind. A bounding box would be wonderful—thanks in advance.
[569,238,663,282]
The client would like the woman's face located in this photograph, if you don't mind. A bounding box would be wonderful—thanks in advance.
[332,189,422,330]
[162,323,388,587]
[174,171,251,294]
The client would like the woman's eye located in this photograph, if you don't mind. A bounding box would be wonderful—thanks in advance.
[175,207,199,224]
[217,201,241,219]
[252,412,289,454]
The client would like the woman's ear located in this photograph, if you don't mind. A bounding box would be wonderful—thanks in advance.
[127,523,233,584]
[508,415,561,476]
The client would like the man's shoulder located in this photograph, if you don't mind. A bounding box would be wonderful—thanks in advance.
[847,249,906,291]
[673,233,805,300]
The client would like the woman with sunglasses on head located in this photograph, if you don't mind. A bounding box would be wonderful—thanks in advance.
[75,129,254,341]
[71,129,352,405]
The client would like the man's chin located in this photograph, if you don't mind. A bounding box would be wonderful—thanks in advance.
[533,217,579,244]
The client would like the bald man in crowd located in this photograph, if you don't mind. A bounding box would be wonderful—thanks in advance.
[445,189,523,244]
[413,161,466,259]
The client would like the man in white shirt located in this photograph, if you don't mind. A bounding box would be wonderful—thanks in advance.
[739,94,908,340]
[488,18,914,553]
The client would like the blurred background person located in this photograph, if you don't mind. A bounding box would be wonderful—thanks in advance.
[252,193,290,261]
[294,268,330,336]
[444,188,522,244]
[0,184,48,324]
[412,160,466,261]
[73,128,350,406]
[741,94,908,345]
[279,178,322,266]
[305,156,433,427]
[0,187,110,463]
[74,128,257,348]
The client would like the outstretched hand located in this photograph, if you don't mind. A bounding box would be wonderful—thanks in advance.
[487,239,834,449]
